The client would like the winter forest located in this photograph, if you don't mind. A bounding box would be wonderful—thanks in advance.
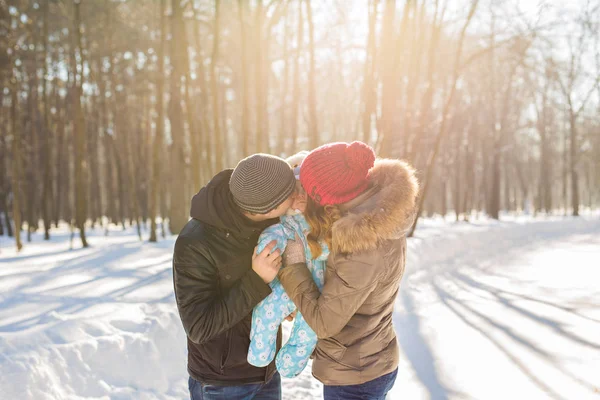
[0,0,598,251]
[1,1,600,399]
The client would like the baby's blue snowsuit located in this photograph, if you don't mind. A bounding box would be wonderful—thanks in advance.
[247,213,328,378]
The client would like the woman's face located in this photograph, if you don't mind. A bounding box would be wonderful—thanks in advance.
[290,181,308,213]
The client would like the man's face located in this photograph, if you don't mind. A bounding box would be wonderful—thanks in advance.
[245,182,306,221]
[262,195,295,219]
[244,194,294,222]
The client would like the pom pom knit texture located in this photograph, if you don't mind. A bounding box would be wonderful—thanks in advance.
[300,141,375,206]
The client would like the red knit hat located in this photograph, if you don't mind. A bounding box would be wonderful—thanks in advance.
[300,141,376,206]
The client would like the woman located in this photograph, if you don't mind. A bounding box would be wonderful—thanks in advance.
[279,141,418,400]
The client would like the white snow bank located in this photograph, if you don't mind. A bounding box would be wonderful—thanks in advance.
[0,304,187,400]
[0,227,188,400]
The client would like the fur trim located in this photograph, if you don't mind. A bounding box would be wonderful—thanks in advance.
[332,159,419,254]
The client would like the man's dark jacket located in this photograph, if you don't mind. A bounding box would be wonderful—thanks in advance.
[173,169,281,385]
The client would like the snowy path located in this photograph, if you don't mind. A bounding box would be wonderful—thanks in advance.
[0,217,599,399]
[391,217,600,400]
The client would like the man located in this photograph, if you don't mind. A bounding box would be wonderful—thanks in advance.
[173,154,299,400]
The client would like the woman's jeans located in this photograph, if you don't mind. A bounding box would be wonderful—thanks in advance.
[323,368,398,400]
[189,372,281,400]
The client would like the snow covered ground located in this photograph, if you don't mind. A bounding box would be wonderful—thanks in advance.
[1,216,599,400]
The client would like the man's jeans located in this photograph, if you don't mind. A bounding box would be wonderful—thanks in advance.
[323,368,398,400]
[189,372,281,400]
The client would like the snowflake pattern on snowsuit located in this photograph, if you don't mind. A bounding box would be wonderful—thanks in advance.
[247,213,328,378]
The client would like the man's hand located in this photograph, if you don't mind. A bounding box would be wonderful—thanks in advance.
[285,310,297,322]
[252,241,282,284]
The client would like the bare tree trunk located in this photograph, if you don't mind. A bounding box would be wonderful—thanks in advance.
[65,70,75,226]
[111,125,127,228]
[238,0,251,157]
[514,155,530,213]
[168,0,190,234]
[126,104,142,241]
[54,87,66,225]
[220,70,230,167]
[103,1,120,228]
[72,0,88,247]
[254,0,267,153]
[41,0,52,240]
[278,3,290,156]
[140,95,150,226]
[149,0,165,243]
[439,158,449,218]
[462,129,475,220]
[185,82,201,190]
[489,151,501,219]
[179,8,201,191]
[361,0,378,145]
[26,62,37,242]
[487,11,500,220]
[503,155,512,212]
[377,0,397,157]
[87,62,102,228]
[585,159,593,209]
[305,0,318,150]
[290,1,303,152]
[562,122,569,214]
[211,0,222,169]
[10,77,23,251]
[190,5,212,182]
[569,112,580,216]
[0,94,8,236]
[453,131,463,221]
[536,77,552,213]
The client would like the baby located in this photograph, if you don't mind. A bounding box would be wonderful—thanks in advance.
[247,152,329,378]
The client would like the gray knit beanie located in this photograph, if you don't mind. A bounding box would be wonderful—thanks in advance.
[229,154,296,214]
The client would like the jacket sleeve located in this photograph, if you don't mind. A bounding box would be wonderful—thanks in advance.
[173,236,272,344]
[278,252,380,339]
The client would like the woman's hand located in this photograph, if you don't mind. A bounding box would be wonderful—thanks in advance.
[283,234,305,266]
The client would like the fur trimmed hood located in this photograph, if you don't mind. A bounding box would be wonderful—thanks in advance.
[332,159,419,254]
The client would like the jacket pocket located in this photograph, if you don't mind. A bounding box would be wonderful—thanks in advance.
[220,330,232,372]
[317,338,361,371]
[226,316,253,369]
